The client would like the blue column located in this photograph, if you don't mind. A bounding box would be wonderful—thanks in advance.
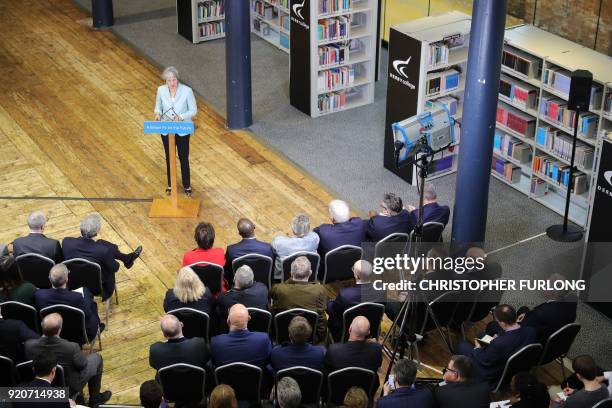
[451,0,508,244]
[225,0,253,129]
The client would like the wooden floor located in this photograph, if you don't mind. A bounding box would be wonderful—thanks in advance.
[0,0,564,404]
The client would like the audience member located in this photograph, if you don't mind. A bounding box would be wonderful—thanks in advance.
[406,183,450,227]
[225,218,274,280]
[378,359,433,408]
[343,387,369,408]
[13,352,71,408]
[0,305,39,362]
[210,384,238,408]
[24,313,111,406]
[210,303,272,369]
[140,380,168,408]
[366,193,414,241]
[62,214,142,300]
[456,304,536,386]
[149,314,209,371]
[273,377,301,408]
[182,221,228,293]
[509,372,550,408]
[552,355,609,408]
[433,355,490,408]
[163,266,213,313]
[270,316,325,371]
[271,213,319,279]
[34,263,102,341]
[0,255,37,306]
[12,211,64,263]
[269,256,327,342]
[218,265,268,322]
[463,247,502,280]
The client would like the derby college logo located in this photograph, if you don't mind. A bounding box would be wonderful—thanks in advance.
[292,0,306,20]
[605,171,612,186]
[389,56,415,89]
[597,170,612,198]
[291,0,309,29]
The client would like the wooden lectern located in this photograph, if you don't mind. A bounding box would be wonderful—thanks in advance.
[144,121,200,218]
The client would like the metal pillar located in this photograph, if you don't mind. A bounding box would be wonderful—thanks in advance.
[451,0,508,244]
[225,0,253,129]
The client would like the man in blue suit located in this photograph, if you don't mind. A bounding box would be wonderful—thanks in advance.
[456,304,537,386]
[210,303,272,369]
[34,264,102,342]
[407,183,450,227]
[366,193,414,241]
[270,316,325,372]
[225,218,274,281]
[14,352,72,408]
[378,359,433,408]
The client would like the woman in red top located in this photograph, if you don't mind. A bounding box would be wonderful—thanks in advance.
[182,222,228,293]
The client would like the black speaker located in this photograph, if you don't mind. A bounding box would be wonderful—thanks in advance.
[568,70,593,111]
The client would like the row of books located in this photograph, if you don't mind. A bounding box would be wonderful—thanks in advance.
[425,69,460,97]
[317,66,355,91]
[428,96,458,116]
[427,42,449,68]
[265,0,289,9]
[492,157,521,184]
[533,154,589,194]
[493,132,532,164]
[604,92,612,116]
[499,74,538,110]
[540,97,599,138]
[199,21,224,36]
[319,0,352,15]
[318,91,346,113]
[280,14,290,30]
[253,1,275,19]
[318,44,350,66]
[197,0,224,19]
[536,126,594,169]
[542,67,602,109]
[254,20,273,36]
[530,177,547,197]
[496,103,536,138]
[501,47,541,79]
[318,16,350,42]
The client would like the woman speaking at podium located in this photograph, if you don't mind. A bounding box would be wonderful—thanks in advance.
[154,66,197,197]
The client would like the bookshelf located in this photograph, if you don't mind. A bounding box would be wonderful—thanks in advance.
[495,25,612,227]
[177,0,225,44]
[383,12,470,184]
[251,0,290,52]
[289,0,378,117]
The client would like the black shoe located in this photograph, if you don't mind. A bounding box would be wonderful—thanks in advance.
[184,187,192,197]
[89,390,112,407]
[165,186,171,195]
[124,245,143,269]
[99,323,106,333]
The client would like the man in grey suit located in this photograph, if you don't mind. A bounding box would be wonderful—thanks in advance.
[12,212,63,263]
[24,313,111,407]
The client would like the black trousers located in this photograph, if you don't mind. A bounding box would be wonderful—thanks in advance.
[161,134,191,189]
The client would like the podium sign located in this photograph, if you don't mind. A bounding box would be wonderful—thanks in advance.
[144,121,195,134]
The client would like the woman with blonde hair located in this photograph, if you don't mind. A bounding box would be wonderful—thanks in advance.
[163,266,212,313]
[209,384,238,408]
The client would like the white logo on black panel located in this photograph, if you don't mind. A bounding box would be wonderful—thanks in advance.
[292,0,306,20]
[596,170,612,198]
[392,57,411,79]
[605,171,612,187]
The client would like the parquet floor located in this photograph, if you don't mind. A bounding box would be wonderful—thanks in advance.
[0,0,564,404]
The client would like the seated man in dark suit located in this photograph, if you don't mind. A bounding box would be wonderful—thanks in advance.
[12,211,64,263]
[149,314,209,371]
[210,303,272,369]
[378,359,433,408]
[0,305,39,363]
[62,213,142,300]
[14,352,71,408]
[407,183,450,227]
[270,316,325,372]
[225,218,274,281]
[456,304,537,387]
[326,316,383,389]
[366,193,414,241]
[434,355,490,408]
[34,263,102,341]
[269,256,327,342]
[217,265,268,327]
[314,200,366,280]
[24,313,110,407]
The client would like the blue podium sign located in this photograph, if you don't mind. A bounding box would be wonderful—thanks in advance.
[144,121,195,134]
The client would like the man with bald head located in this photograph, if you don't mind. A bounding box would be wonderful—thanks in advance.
[25,313,110,406]
[210,303,272,369]
[149,314,209,371]
[12,211,63,263]
[325,316,383,389]
[225,218,274,281]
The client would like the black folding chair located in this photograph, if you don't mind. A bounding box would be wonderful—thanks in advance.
[537,323,581,378]
[276,366,323,407]
[187,261,224,294]
[0,355,16,386]
[327,367,375,406]
[247,307,272,334]
[593,399,612,408]
[158,363,206,406]
[215,362,262,405]
[493,343,543,393]
[281,252,320,282]
[16,360,66,387]
[341,302,385,343]
[374,233,409,260]
[232,254,274,289]
[274,308,318,345]
[0,301,40,334]
[15,253,54,289]
[421,291,459,352]
[40,304,101,351]
[323,245,362,284]
[167,307,210,342]
[421,221,445,242]
[457,284,503,339]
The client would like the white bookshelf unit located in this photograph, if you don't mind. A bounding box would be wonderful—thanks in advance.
[383,12,470,184]
[494,24,612,227]
[289,0,378,117]
[177,0,225,44]
[251,0,290,52]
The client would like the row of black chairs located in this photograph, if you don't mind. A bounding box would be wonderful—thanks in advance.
[0,355,66,387]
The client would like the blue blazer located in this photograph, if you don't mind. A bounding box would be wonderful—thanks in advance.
[34,287,100,342]
[376,387,434,408]
[409,202,450,226]
[225,238,274,279]
[314,217,366,278]
[366,210,414,242]
[270,343,326,372]
[210,329,272,369]
[154,83,197,136]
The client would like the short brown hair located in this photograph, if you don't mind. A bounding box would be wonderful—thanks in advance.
[288,316,312,344]
[209,384,238,408]
[493,304,516,325]
[450,355,472,379]
[194,222,215,250]
[343,387,368,408]
[572,355,598,381]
